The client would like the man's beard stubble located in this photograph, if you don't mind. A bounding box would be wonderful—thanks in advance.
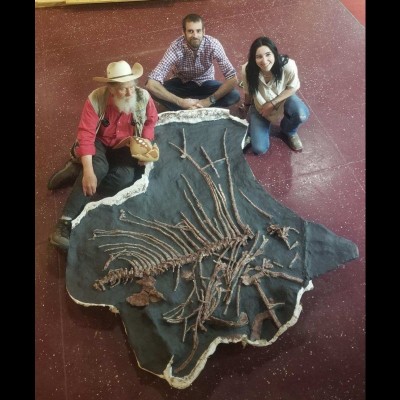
[189,38,200,49]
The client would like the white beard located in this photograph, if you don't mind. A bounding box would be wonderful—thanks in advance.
[113,93,137,114]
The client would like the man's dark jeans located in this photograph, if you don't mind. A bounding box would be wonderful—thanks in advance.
[62,138,143,219]
[153,78,240,111]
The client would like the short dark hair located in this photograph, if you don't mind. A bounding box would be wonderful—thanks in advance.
[182,14,204,31]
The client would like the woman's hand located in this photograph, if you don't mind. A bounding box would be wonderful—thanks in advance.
[260,101,275,118]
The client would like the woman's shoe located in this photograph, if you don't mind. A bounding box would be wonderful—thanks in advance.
[287,133,303,151]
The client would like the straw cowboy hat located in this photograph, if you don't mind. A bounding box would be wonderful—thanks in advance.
[93,60,143,83]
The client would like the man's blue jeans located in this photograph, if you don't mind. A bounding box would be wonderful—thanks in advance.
[248,95,310,155]
[153,78,240,111]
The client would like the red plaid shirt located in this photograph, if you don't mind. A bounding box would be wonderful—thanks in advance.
[148,35,237,85]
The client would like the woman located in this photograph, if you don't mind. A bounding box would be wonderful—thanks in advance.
[241,36,309,154]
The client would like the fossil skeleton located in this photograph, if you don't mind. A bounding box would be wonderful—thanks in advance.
[90,128,305,373]
[65,110,359,389]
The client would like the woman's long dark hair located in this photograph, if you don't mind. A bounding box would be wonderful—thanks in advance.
[245,36,289,96]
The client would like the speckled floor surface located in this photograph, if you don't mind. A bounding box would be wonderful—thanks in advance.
[35,1,365,399]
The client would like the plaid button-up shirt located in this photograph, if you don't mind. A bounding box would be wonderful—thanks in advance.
[148,35,237,86]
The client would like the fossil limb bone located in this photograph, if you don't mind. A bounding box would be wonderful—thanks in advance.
[241,273,284,329]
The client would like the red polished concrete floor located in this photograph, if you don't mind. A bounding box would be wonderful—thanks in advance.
[35,1,365,399]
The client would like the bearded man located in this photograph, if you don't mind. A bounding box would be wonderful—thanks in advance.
[145,13,240,111]
[48,60,158,250]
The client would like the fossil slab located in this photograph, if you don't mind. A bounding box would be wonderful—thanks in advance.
[66,108,358,389]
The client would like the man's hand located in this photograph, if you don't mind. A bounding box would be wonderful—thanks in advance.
[82,171,97,196]
[80,155,96,196]
[179,98,202,109]
[190,97,212,109]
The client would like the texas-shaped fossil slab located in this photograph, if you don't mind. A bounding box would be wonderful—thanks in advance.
[66,109,358,389]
